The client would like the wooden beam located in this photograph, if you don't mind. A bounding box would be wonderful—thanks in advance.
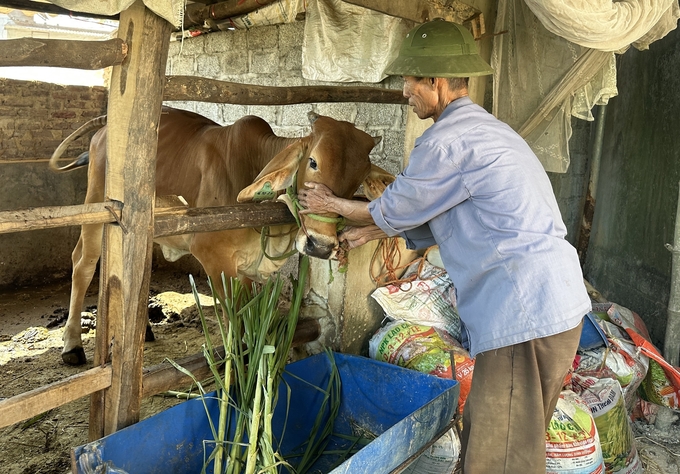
[164,76,407,105]
[0,38,127,69]
[154,202,295,237]
[184,0,278,28]
[341,0,480,24]
[91,0,172,440]
[0,201,121,235]
[0,200,292,237]
[142,348,223,399]
[0,366,112,430]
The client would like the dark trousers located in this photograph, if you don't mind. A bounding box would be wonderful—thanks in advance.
[460,322,583,473]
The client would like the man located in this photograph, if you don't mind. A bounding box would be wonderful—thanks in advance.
[299,19,592,472]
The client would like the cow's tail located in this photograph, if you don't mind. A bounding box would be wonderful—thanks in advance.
[49,114,107,172]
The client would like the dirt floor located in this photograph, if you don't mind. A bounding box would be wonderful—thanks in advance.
[0,267,221,474]
[2,267,680,474]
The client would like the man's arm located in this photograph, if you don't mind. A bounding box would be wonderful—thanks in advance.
[298,182,374,225]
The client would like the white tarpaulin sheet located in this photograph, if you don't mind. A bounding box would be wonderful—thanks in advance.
[493,0,679,173]
[49,0,184,27]
[524,0,680,51]
[302,0,409,83]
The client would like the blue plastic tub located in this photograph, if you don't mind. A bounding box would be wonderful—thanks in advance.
[72,352,459,474]
[578,312,609,351]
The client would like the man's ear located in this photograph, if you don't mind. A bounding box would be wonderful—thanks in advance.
[237,137,311,202]
[362,164,395,201]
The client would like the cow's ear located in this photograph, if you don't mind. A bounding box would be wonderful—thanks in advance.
[362,164,395,201]
[237,138,311,202]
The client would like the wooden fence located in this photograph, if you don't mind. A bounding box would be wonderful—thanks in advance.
[0,0,406,443]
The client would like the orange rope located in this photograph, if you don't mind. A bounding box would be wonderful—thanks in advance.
[370,239,446,288]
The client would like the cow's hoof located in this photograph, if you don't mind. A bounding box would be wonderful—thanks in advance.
[145,324,155,342]
[62,347,87,366]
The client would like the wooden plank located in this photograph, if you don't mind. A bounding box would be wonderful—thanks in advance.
[0,201,121,235]
[164,76,407,105]
[154,202,296,237]
[93,0,172,439]
[0,366,112,430]
[141,348,223,399]
[0,38,127,69]
[341,0,480,24]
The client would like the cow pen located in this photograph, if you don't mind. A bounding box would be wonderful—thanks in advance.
[0,1,411,445]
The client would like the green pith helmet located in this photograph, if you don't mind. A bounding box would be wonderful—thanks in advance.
[384,19,493,78]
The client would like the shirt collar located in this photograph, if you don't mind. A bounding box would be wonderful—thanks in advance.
[438,95,474,121]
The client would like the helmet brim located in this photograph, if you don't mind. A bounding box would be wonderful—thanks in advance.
[384,54,494,78]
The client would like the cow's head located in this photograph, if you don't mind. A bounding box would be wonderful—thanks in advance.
[237,112,394,259]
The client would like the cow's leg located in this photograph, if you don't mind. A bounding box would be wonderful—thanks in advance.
[62,223,103,365]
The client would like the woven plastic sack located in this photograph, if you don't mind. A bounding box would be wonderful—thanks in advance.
[371,258,462,342]
[575,316,649,411]
[546,390,605,474]
[571,374,643,474]
[593,302,680,409]
[402,428,461,474]
[369,321,474,412]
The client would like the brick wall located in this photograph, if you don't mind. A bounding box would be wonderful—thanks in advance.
[0,79,107,161]
[0,79,106,287]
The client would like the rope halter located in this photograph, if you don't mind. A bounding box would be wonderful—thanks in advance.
[259,176,346,261]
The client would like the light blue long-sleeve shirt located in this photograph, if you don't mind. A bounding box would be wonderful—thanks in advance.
[369,97,591,357]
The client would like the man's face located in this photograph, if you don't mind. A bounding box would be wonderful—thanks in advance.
[402,76,438,120]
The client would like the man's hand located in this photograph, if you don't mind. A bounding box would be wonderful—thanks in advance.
[298,182,340,215]
[298,182,375,225]
[340,225,389,249]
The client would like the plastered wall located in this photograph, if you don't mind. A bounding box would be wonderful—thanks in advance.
[585,27,680,350]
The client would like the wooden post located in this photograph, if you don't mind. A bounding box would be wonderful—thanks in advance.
[89,1,171,440]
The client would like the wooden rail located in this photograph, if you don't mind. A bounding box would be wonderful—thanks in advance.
[0,366,112,430]
[0,201,295,236]
[163,76,407,105]
[0,38,127,69]
[0,202,122,235]
[0,0,118,20]
[154,202,295,237]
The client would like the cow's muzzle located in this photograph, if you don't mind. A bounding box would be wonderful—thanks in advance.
[297,234,335,260]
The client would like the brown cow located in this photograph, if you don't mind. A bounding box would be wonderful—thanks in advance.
[50,106,394,365]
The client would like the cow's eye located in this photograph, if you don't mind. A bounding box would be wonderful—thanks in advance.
[309,157,318,170]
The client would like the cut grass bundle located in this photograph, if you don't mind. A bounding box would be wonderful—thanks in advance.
[168,255,364,474]
[181,255,317,474]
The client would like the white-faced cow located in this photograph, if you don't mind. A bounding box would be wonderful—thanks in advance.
[50,106,394,365]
